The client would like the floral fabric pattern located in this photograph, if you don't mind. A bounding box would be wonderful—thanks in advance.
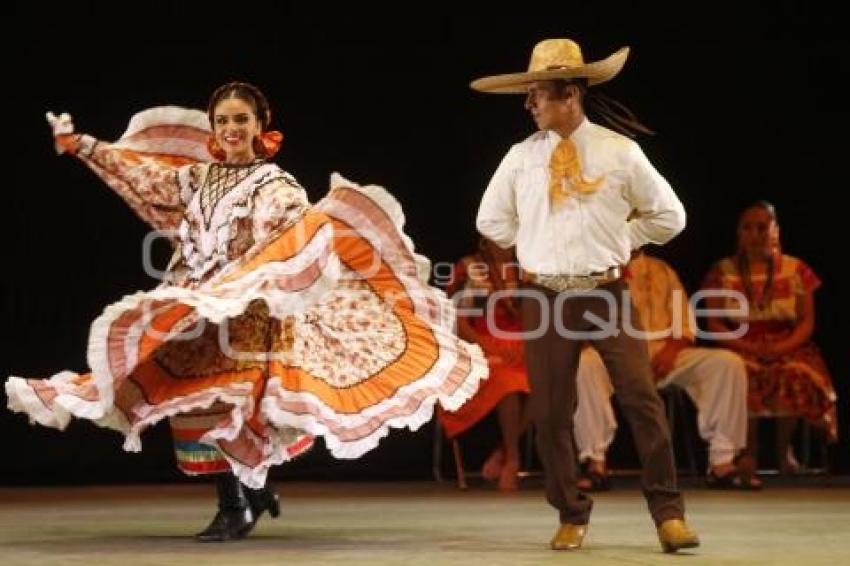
[703,254,837,440]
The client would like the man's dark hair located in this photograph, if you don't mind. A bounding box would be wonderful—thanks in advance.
[542,78,654,138]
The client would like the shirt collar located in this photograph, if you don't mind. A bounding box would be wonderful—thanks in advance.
[545,116,592,147]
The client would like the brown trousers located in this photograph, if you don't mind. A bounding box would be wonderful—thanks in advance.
[521,279,684,525]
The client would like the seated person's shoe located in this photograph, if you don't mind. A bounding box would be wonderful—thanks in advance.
[780,446,801,476]
[576,459,611,492]
[730,453,764,489]
[706,467,762,491]
[481,448,504,482]
[657,519,700,553]
[550,523,587,551]
[497,458,520,491]
[577,470,611,492]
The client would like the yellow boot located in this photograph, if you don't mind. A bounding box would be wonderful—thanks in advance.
[657,518,700,553]
[550,523,588,550]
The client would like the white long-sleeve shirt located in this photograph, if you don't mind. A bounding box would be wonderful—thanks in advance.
[476,118,686,275]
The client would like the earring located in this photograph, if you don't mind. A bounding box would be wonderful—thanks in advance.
[252,135,266,157]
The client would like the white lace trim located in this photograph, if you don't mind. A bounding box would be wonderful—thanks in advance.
[113,106,213,162]
[119,106,211,138]
[6,375,72,429]
[180,164,292,283]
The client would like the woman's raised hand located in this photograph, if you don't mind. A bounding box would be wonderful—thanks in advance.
[46,111,75,154]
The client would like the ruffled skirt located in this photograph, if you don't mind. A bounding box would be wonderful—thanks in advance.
[6,174,487,487]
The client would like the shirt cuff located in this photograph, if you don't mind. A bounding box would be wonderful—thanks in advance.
[77,134,98,157]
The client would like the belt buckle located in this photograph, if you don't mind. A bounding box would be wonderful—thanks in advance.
[538,274,598,292]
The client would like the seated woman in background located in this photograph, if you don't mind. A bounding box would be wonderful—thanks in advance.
[702,201,837,474]
[439,237,530,490]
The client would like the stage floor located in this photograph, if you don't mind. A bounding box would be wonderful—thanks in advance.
[1,480,848,565]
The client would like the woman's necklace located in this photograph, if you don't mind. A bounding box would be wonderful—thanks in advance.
[199,161,263,226]
[739,254,774,313]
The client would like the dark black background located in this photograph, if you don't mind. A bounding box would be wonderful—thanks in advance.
[2,1,846,484]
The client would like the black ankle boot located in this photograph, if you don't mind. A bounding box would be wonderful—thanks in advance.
[195,474,255,542]
[243,480,281,532]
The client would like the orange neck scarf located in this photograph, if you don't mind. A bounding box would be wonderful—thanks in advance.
[548,138,603,205]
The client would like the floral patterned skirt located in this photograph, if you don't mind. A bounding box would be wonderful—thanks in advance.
[6,175,487,487]
[741,331,838,441]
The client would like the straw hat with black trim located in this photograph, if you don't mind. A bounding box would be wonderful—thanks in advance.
[470,39,629,94]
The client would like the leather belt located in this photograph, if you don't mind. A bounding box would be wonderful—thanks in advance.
[522,266,623,292]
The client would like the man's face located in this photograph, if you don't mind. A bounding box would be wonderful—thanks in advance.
[524,81,574,131]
